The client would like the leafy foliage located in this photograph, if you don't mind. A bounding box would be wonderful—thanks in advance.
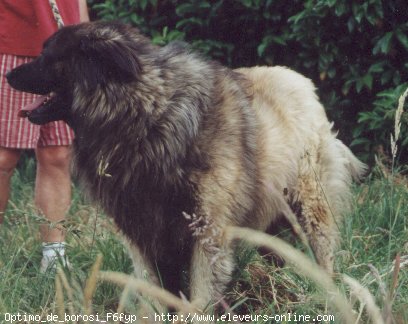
[87,0,408,163]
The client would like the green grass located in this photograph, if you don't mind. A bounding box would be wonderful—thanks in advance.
[0,156,407,323]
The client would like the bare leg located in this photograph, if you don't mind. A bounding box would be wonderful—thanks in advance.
[0,147,21,223]
[35,146,72,242]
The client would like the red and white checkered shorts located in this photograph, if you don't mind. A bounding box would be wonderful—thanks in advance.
[0,53,74,149]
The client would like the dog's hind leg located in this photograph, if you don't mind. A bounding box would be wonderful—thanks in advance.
[293,147,339,273]
[293,133,364,273]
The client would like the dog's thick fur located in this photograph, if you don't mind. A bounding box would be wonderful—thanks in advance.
[7,22,365,309]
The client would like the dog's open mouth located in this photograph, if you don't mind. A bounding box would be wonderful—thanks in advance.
[19,93,54,117]
[19,93,69,125]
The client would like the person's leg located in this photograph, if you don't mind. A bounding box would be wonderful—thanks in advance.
[34,145,72,243]
[35,112,74,271]
[0,147,21,223]
[1,54,41,224]
[35,145,72,271]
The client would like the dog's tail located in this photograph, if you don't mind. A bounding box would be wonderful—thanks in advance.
[337,140,367,183]
[317,138,366,224]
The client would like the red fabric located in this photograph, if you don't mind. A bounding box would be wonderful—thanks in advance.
[0,53,74,148]
[0,0,80,57]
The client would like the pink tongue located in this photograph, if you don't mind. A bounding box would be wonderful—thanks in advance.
[18,95,47,117]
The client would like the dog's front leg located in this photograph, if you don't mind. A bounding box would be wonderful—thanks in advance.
[189,239,234,315]
[124,239,165,317]
[124,239,159,284]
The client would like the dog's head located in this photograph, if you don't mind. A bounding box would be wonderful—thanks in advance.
[6,22,149,126]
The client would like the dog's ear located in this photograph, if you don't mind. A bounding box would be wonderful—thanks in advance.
[78,37,142,85]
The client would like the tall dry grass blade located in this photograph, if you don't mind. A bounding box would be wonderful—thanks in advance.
[55,275,65,319]
[225,226,356,323]
[98,271,197,314]
[391,87,408,162]
[384,253,402,324]
[355,302,365,324]
[343,275,385,324]
[364,255,408,286]
[57,268,76,321]
[117,283,131,323]
[390,254,401,299]
[367,264,392,324]
[367,264,388,301]
[83,254,103,315]
[395,88,408,142]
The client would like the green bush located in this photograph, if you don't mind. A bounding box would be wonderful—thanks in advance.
[280,0,408,163]
[87,0,408,164]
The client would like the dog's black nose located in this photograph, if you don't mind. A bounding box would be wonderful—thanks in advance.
[5,70,17,85]
[5,70,16,87]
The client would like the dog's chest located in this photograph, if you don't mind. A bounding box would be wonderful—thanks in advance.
[113,190,194,259]
[74,139,198,260]
[82,171,196,260]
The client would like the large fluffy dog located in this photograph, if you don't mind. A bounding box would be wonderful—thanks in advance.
[7,22,365,310]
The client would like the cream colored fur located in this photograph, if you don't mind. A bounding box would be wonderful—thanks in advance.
[237,66,366,271]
